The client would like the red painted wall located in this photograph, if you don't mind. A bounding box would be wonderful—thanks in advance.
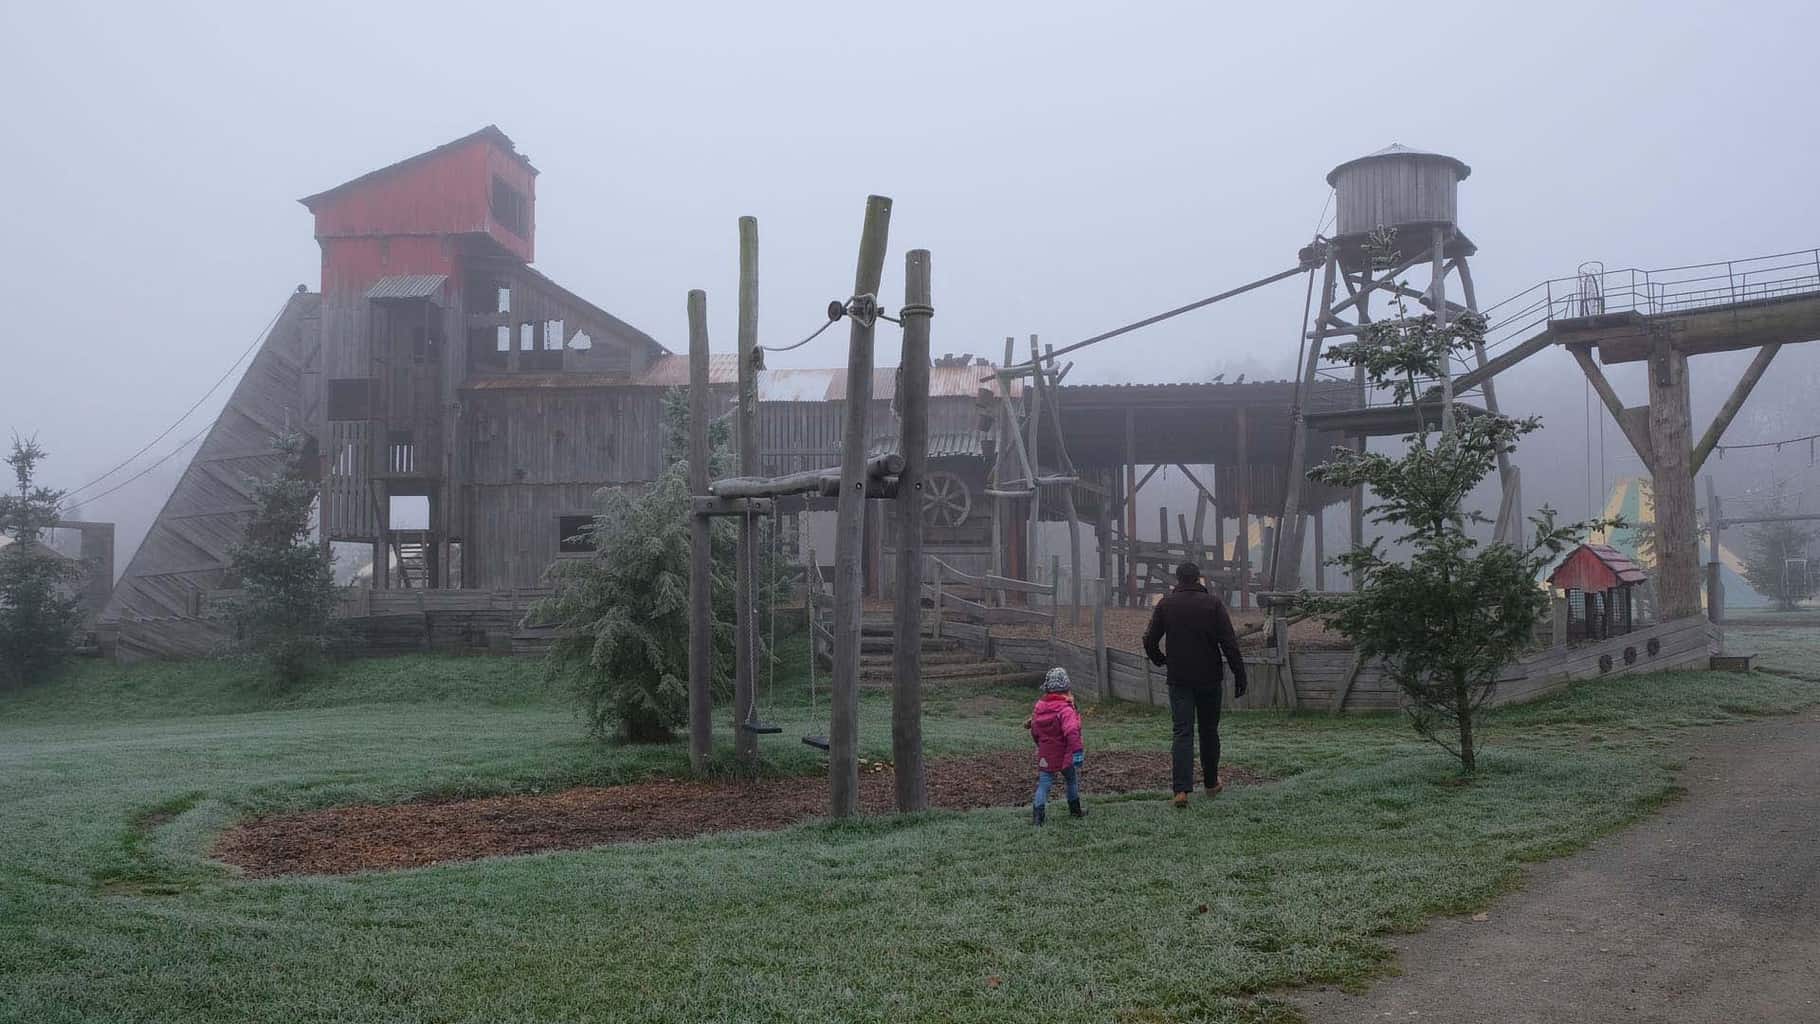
[1549,545,1620,593]
[308,135,535,284]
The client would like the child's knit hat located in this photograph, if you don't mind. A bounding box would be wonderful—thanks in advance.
[1042,667,1071,693]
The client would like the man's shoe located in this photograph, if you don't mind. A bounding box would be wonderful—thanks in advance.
[1205,781,1225,797]
[1171,792,1189,809]
[1033,804,1046,826]
[1068,798,1086,818]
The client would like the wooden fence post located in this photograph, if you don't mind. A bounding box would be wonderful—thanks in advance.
[829,195,892,819]
[1093,577,1108,699]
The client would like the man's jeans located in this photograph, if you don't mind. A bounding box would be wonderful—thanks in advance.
[1169,683,1222,794]
[1033,765,1080,808]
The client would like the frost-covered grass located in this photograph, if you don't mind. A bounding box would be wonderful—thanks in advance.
[2,630,1817,1024]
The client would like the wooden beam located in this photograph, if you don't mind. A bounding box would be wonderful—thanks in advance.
[1274,256,1336,590]
[1132,463,1162,495]
[1692,344,1781,474]
[1034,341,1083,624]
[1451,327,1555,394]
[829,195,892,819]
[1568,345,1655,470]
[891,248,931,813]
[685,289,713,773]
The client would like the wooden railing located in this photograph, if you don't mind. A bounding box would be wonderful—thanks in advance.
[925,556,1057,637]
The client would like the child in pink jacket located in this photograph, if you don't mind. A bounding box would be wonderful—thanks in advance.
[1025,667,1085,825]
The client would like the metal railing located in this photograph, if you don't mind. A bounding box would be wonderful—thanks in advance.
[1308,246,1820,412]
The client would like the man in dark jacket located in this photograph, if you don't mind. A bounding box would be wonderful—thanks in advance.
[1143,562,1247,807]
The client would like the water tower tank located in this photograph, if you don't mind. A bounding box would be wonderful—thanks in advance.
[1326,144,1471,238]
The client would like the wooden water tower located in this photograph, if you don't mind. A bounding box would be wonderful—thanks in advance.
[1274,144,1521,590]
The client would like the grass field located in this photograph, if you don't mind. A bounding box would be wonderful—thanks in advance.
[2,627,1817,1023]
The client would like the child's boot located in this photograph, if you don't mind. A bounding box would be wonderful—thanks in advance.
[1032,804,1046,826]
[1068,798,1086,818]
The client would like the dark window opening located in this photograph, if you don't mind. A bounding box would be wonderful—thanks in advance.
[327,378,375,420]
[558,515,596,554]
[470,328,505,370]
[491,177,529,238]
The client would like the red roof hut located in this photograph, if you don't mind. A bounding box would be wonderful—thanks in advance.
[1549,543,1648,641]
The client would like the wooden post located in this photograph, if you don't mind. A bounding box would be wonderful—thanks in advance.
[1692,344,1782,474]
[993,336,1012,597]
[1093,576,1108,698]
[1313,504,1326,591]
[1706,474,1724,624]
[1033,340,1083,625]
[931,565,944,639]
[1124,410,1137,604]
[1097,468,1114,617]
[733,217,760,766]
[1157,505,1168,569]
[1236,406,1251,611]
[1647,341,1701,620]
[685,289,713,772]
[1025,336,1041,597]
[892,248,932,813]
[1433,226,1456,435]
[1457,259,1517,542]
[1273,256,1336,590]
[829,195,892,819]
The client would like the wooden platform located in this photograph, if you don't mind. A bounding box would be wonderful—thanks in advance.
[1304,399,1488,437]
[1560,291,1820,364]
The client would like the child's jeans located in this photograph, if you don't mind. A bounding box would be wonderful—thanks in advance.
[1033,765,1080,808]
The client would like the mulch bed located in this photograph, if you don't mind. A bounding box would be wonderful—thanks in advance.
[214,752,1264,878]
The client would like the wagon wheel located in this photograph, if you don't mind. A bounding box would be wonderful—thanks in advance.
[922,471,971,528]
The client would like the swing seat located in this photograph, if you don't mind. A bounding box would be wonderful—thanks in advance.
[801,734,830,751]
[740,719,783,735]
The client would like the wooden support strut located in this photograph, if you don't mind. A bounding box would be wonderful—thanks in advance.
[1032,340,1084,624]
[1272,256,1336,591]
[1692,343,1781,474]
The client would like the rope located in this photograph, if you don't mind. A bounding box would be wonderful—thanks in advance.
[59,421,212,512]
[61,301,285,501]
[759,315,838,354]
[1713,430,1820,455]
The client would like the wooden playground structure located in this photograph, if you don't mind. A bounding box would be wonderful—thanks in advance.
[683,143,1820,819]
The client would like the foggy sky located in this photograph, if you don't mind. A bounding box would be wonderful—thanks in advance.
[3,0,1818,567]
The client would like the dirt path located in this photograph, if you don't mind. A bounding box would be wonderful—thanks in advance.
[1295,714,1820,1024]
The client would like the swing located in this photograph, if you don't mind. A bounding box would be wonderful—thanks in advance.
[801,539,831,752]
[740,504,784,735]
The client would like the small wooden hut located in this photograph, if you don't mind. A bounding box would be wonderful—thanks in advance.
[1550,543,1648,642]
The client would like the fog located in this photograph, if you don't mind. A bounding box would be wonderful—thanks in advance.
[2,0,1817,572]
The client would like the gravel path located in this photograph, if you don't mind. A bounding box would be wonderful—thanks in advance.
[1294,713,1820,1024]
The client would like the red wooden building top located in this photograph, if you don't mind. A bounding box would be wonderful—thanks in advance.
[300,125,537,265]
[1549,543,1649,593]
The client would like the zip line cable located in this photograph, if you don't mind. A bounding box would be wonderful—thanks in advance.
[60,421,213,511]
[61,303,285,502]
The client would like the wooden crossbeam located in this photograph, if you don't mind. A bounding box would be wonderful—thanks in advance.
[1692,344,1782,474]
[1568,345,1656,470]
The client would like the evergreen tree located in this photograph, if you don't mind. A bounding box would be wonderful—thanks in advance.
[224,434,339,688]
[1304,230,1609,773]
[0,436,84,689]
[1739,498,1816,611]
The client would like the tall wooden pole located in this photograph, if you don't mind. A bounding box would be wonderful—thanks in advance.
[685,289,713,772]
[1273,258,1336,591]
[733,217,761,765]
[1433,227,1456,436]
[1124,410,1137,603]
[1034,340,1083,624]
[829,195,892,819]
[892,249,932,812]
[1236,406,1251,611]
[1026,335,1041,595]
[1648,341,1701,619]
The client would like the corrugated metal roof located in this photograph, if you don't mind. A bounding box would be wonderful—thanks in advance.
[636,354,740,387]
[366,274,449,301]
[634,357,1020,399]
[1327,143,1471,185]
[1586,543,1650,584]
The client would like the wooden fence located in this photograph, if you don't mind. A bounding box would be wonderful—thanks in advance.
[925,556,1056,636]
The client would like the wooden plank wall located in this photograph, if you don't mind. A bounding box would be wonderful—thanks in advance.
[101,292,319,626]
[462,387,665,588]
[936,615,1717,714]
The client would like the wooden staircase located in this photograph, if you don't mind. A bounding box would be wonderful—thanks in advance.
[390,530,431,589]
[840,612,1044,689]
